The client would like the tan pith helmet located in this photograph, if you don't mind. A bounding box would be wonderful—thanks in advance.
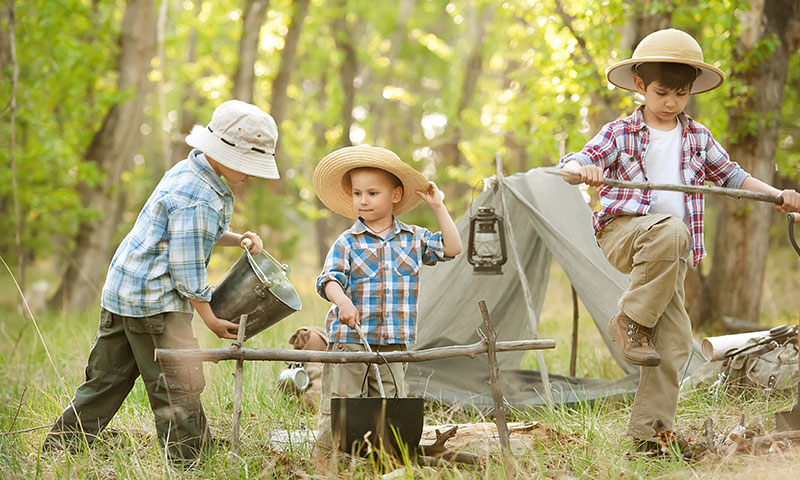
[313,145,429,219]
[606,28,725,94]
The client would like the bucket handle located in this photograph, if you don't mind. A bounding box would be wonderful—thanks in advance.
[241,238,290,289]
[358,349,400,399]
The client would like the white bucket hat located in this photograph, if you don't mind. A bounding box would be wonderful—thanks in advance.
[606,28,725,95]
[185,100,280,179]
[313,145,429,219]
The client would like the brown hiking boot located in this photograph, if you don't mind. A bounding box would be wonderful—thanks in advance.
[609,312,661,366]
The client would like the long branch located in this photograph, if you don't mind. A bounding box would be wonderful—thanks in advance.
[544,168,783,205]
[155,339,555,364]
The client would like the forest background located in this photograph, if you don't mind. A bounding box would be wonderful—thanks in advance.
[2,0,800,339]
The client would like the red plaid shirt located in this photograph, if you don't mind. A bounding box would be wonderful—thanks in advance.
[560,106,749,266]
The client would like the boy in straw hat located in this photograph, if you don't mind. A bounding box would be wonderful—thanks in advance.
[44,100,280,463]
[311,145,461,454]
[560,28,800,450]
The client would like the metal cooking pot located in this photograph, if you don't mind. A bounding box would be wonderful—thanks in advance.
[331,396,424,456]
[209,248,302,340]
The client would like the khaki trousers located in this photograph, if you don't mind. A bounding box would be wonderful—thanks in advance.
[596,214,693,441]
[45,309,210,461]
[315,342,407,451]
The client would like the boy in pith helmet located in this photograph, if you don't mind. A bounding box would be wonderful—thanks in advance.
[560,29,800,450]
[44,100,279,463]
[311,145,461,455]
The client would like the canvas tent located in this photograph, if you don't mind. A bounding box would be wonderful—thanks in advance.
[406,167,706,409]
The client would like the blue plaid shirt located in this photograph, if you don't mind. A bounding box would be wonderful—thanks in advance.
[101,150,234,317]
[316,217,451,345]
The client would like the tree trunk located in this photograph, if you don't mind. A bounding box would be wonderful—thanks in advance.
[269,0,309,191]
[332,9,357,148]
[270,0,309,131]
[703,0,800,328]
[49,0,156,312]
[171,0,202,162]
[231,0,269,104]
[438,3,494,205]
[368,0,415,144]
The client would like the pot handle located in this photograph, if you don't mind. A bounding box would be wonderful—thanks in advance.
[240,238,292,289]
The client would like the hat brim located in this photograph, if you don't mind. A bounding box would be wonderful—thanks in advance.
[606,57,725,94]
[313,146,429,219]
[185,126,280,179]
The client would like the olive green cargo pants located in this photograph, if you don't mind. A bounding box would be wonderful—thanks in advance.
[45,309,210,461]
[596,214,693,442]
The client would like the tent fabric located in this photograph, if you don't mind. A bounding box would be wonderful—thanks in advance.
[406,167,706,409]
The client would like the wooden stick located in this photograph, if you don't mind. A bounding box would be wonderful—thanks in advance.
[569,285,579,377]
[231,314,248,457]
[544,168,783,205]
[155,338,555,364]
[478,300,514,478]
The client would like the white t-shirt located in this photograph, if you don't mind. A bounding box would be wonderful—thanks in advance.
[645,123,686,222]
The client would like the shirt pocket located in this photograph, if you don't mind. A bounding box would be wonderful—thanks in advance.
[350,247,379,279]
[393,245,420,277]
[686,150,706,184]
[126,314,165,335]
[617,152,646,182]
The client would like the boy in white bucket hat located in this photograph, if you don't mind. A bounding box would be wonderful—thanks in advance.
[44,100,279,464]
[311,145,461,456]
[560,28,800,451]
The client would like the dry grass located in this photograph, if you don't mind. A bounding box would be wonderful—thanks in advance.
[1,238,799,478]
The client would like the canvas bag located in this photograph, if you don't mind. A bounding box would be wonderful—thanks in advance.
[721,327,798,391]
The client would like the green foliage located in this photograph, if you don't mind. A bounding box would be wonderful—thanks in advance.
[0,0,122,259]
[3,0,799,297]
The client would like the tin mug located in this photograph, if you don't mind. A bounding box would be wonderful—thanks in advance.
[277,365,309,393]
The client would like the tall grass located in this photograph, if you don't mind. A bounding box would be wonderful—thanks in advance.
[2,242,800,478]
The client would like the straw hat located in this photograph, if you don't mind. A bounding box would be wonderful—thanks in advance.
[313,145,429,219]
[606,28,725,94]
[186,100,280,179]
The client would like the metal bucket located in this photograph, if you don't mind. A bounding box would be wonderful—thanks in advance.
[209,249,302,340]
[331,396,424,456]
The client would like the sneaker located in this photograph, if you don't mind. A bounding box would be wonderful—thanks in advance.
[609,312,661,366]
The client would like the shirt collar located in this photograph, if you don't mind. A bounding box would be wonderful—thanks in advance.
[630,105,692,132]
[350,216,413,237]
[188,149,231,197]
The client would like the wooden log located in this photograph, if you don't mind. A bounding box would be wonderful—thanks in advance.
[751,430,800,453]
[478,300,514,478]
[419,426,459,457]
[155,339,555,364]
[569,285,579,377]
[231,314,248,457]
[544,168,783,205]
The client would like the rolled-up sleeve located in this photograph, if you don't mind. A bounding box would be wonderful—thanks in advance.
[316,238,350,301]
[704,131,749,188]
[168,203,219,301]
[559,124,620,169]
[419,228,450,265]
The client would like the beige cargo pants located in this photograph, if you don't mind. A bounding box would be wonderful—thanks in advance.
[596,214,693,441]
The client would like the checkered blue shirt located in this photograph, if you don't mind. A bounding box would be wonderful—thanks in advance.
[560,105,749,266]
[316,217,451,345]
[101,150,234,317]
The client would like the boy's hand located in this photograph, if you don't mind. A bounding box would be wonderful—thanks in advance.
[563,163,604,187]
[202,314,240,340]
[240,231,263,255]
[415,181,445,207]
[777,189,800,213]
[337,298,361,329]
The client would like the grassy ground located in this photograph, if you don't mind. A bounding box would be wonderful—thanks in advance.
[1,242,799,479]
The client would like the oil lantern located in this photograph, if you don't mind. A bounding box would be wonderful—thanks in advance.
[467,206,507,275]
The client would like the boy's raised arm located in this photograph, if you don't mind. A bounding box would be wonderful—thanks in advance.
[416,181,462,257]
